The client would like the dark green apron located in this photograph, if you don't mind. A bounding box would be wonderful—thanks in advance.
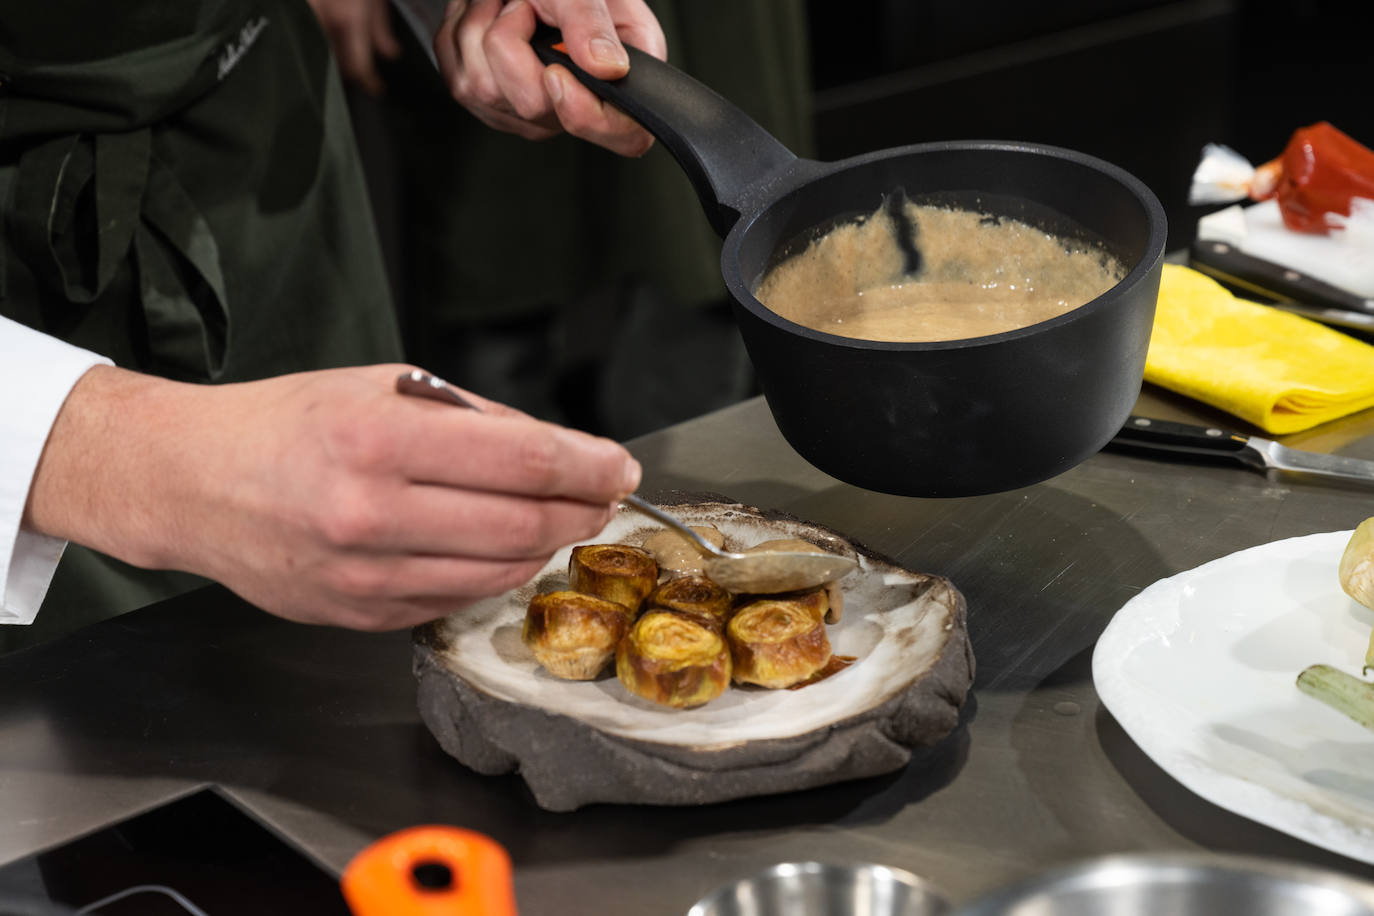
[0,0,404,652]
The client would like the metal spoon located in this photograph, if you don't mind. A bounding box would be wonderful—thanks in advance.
[395,369,858,593]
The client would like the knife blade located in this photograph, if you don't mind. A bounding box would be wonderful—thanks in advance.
[1109,415,1374,485]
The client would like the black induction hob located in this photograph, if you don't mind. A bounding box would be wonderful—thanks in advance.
[0,787,352,916]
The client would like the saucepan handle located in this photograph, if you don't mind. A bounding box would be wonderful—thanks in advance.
[532,27,799,236]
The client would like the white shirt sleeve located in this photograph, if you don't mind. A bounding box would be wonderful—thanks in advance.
[0,315,113,625]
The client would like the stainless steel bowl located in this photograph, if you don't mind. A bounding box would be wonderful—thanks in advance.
[954,853,1374,916]
[687,862,950,916]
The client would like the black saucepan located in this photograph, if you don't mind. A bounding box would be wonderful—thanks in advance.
[534,35,1167,497]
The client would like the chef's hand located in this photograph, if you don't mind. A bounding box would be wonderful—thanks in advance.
[434,0,666,157]
[25,364,640,631]
[306,0,402,97]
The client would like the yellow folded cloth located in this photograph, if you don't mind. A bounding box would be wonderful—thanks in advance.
[1145,264,1374,434]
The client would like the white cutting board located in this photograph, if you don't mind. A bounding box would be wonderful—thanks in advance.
[1198,199,1374,298]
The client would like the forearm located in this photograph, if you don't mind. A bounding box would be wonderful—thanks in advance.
[24,365,203,572]
[0,318,113,622]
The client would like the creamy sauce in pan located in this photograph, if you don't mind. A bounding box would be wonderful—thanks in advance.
[753,200,1126,342]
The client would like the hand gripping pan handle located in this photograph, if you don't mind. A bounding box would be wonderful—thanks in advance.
[532,28,801,235]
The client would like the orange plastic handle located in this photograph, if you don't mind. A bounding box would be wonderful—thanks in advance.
[341,826,518,916]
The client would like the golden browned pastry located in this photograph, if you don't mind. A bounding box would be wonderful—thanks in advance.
[727,597,833,688]
[616,611,732,708]
[731,584,830,622]
[645,575,734,630]
[568,544,658,614]
[522,590,635,680]
[782,586,831,623]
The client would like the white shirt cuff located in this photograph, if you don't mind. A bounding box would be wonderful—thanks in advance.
[0,316,113,625]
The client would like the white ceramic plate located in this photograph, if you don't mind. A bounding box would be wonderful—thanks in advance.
[1093,530,1374,863]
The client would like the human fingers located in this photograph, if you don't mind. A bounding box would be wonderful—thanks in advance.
[245,554,554,630]
[312,366,640,504]
[601,0,665,60]
[440,0,512,120]
[480,0,560,126]
[461,0,659,153]
[387,405,640,504]
[531,0,626,77]
[313,0,396,95]
[529,0,665,74]
[370,0,402,62]
[438,0,563,140]
[433,0,467,83]
[543,64,654,157]
[546,0,667,154]
[339,21,385,96]
[482,0,657,154]
[399,374,522,418]
[303,481,617,559]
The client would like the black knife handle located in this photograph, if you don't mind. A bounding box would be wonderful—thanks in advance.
[1111,416,1253,459]
[1189,240,1374,318]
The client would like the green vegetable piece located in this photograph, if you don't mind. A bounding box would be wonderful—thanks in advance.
[1297,664,1374,732]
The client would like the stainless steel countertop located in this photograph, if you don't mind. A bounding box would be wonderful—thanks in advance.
[4,385,1374,912]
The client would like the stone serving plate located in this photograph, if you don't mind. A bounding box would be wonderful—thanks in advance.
[412,497,975,811]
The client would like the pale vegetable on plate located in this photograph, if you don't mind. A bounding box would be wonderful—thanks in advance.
[1296,521,1374,726]
[1297,664,1374,732]
[1339,518,1374,672]
[1340,518,1374,609]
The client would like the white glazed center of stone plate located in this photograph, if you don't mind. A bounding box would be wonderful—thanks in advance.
[431,503,960,747]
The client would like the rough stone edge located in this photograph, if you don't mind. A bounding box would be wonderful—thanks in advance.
[413,580,973,811]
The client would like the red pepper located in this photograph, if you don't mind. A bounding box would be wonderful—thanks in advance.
[1252,122,1374,233]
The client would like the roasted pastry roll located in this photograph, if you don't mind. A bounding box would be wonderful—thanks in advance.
[568,544,658,614]
[727,597,833,688]
[522,590,635,680]
[776,586,830,623]
[645,575,734,630]
[616,611,732,708]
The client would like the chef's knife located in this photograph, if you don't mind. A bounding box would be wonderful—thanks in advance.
[1189,239,1374,335]
[1110,415,1374,484]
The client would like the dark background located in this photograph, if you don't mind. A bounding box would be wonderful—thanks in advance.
[803,0,1369,251]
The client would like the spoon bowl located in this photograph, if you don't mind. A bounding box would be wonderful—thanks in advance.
[622,494,857,592]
